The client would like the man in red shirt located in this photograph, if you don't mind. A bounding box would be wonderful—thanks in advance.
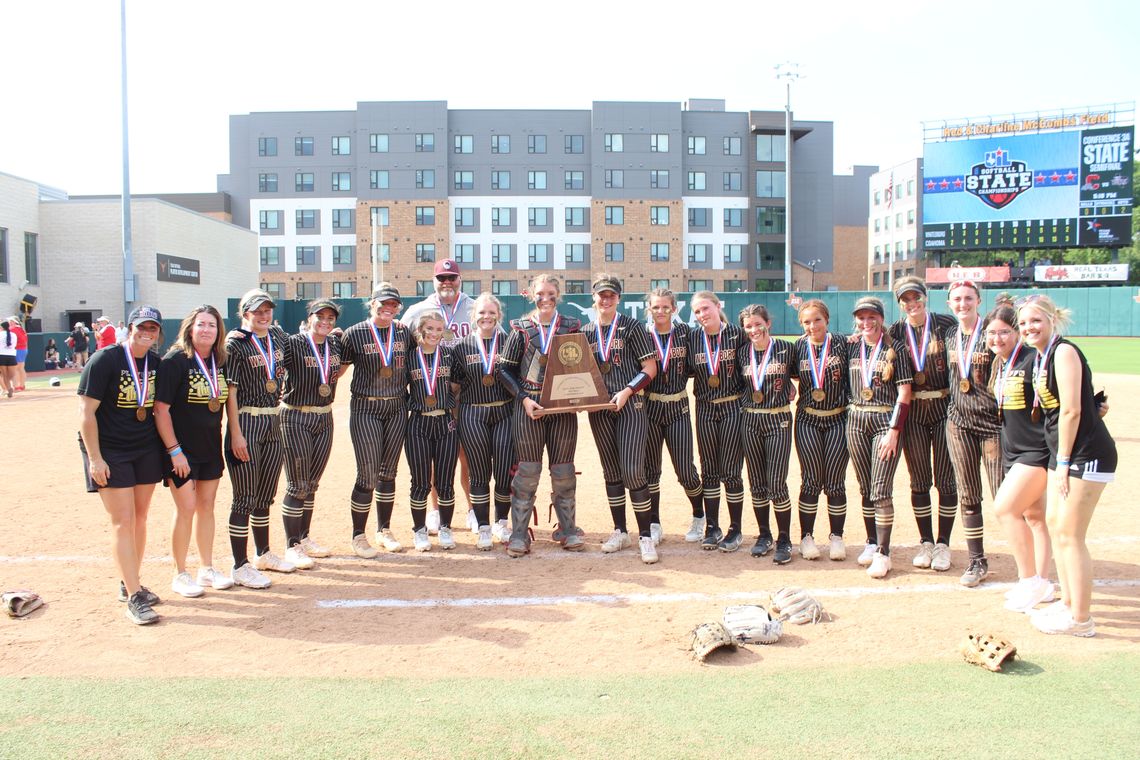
[95,316,117,351]
[7,316,27,391]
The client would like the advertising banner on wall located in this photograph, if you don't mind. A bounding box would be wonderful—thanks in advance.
[924,266,1011,284]
[156,253,201,285]
[1034,264,1129,282]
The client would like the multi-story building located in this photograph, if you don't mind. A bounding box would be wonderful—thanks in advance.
[867,159,923,292]
[219,99,843,300]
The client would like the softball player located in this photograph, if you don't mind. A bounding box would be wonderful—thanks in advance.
[339,283,411,557]
[888,276,959,572]
[944,280,1002,587]
[584,275,658,563]
[792,300,851,561]
[224,290,292,589]
[644,289,704,543]
[737,305,797,563]
[278,299,344,570]
[498,273,584,557]
[450,293,514,550]
[845,296,914,579]
[685,291,746,553]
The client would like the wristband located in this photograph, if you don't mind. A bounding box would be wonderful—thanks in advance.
[1056,458,1070,467]
[169,446,183,457]
[166,443,181,453]
[626,371,652,394]
[889,401,910,431]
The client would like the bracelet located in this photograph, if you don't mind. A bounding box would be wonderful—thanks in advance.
[1056,458,1070,466]
[169,446,183,457]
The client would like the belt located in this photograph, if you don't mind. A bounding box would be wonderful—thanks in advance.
[850,404,892,413]
[647,390,688,403]
[743,405,792,415]
[914,389,949,400]
[356,395,402,402]
[709,394,742,406]
[281,403,332,414]
[470,399,511,408]
[802,406,845,418]
[419,408,449,417]
[238,406,280,416]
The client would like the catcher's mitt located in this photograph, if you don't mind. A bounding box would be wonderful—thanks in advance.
[770,587,827,625]
[690,621,737,661]
[960,632,1017,672]
[3,591,44,618]
[722,605,782,644]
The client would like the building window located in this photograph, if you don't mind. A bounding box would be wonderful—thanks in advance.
[259,210,281,231]
[724,208,745,229]
[604,169,623,189]
[370,133,389,153]
[564,280,587,295]
[650,134,669,153]
[416,243,436,263]
[295,136,314,156]
[688,208,709,227]
[884,216,891,230]
[650,206,670,225]
[896,212,903,227]
[296,246,317,266]
[872,272,881,287]
[491,134,510,154]
[605,206,624,225]
[369,206,389,227]
[295,172,314,192]
[416,280,433,297]
[650,278,669,290]
[687,171,706,191]
[491,207,512,227]
[896,242,904,258]
[491,171,510,190]
[723,172,742,192]
[370,170,389,190]
[907,239,916,255]
[375,243,390,263]
[755,134,787,162]
[874,246,881,263]
[564,134,584,154]
[331,172,351,191]
[259,246,281,266]
[874,191,881,205]
[755,171,787,198]
[528,207,549,228]
[258,173,277,192]
[565,207,587,227]
[687,136,706,155]
[874,219,881,233]
[454,134,474,154]
[565,244,587,263]
[258,137,277,157]
[416,169,435,189]
[528,171,547,190]
[332,245,353,265]
[756,206,786,234]
[332,281,356,299]
[564,171,584,190]
[461,281,480,296]
[528,134,547,154]
[492,280,517,296]
[331,136,351,155]
[723,136,741,155]
[605,242,624,262]
[454,244,476,263]
[455,207,476,229]
[262,282,284,301]
[453,171,474,190]
[492,244,512,263]
[528,244,551,264]
[907,209,915,225]
[416,206,436,226]
[756,242,782,269]
[896,184,903,199]
[688,244,710,263]
[415,133,435,152]
[604,133,624,152]
[650,243,669,262]
[296,209,317,229]
[724,244,744,264]
[297,282,321,300]
[689,279,712,291]
[332,209,354,229]
[724,280,744,292]
[907,179,915,196]
[650,170,669,189]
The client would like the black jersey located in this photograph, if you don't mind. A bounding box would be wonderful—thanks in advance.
[339,319,411,399]
[888,312,956,391]
[156,349,229,463]
[1035,338,1116,466]
[408,344,456,413]
[686,323,744,402]
[281,332,343,407]
[224,326,288,408]
[792,334,849,412]
[78,344,161,451]
[645,322,691,396]
[945,321,999,434]
[450,331,510,405]
[501,312,582,393]
[995,344,1047,466]
[583,313,655,394]
[845,334,913,407]
[737,337,796,410]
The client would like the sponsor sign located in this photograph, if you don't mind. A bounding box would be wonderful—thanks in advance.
[156,253,201,285]
[925,266,1011,284]
[1034,264,1129,283]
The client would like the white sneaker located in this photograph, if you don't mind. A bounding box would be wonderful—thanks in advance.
[196,566,234,591]
[1004,577,1032,600]
[650,523,663,546]
[426,509,441,535]
[171,571,204,598]
[1031,600,1069,620]
[930,542,952,571]
[352,533,378,559]
[413,527,431,552]
[300,536,331,558]
[254,551,296,573]
[639,536,659,564]
[867,552,892,579]
[913,541,935,569]
[438,526,456,550]
[684,517,705,543]
[231,562,271,589]
[1032,612,1095,637]
[857,542,878,567]
[467,509,479,533]
[828,534,847,561]
[800,535,821,560]
[284,545,315,570]
[376,528,403,553]
[477,525,493,550]
[601,529,631,553]
[492,519,510,544]
[1004,576,1056,613]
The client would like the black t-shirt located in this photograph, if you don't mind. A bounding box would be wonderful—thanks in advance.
[71,329,90,352]
[1037,338,1116,466]
[995,345,1047,465]
[156,349,229,464]
[78,344,161,451]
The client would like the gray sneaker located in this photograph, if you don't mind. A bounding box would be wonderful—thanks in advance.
[125,591,160,625]
[960,557,989,588]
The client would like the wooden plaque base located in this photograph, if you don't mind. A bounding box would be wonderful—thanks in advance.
[534,333,617,417]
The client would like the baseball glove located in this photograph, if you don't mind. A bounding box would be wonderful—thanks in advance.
[722,605,782,644]
[690,621,737,661]
[3,591,44,618]
[960,632,1017,672]
[770,587,827,625]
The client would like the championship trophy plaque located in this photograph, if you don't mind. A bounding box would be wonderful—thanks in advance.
[534,333,617,417]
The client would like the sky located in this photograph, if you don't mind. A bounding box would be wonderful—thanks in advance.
[2,0,1136,196]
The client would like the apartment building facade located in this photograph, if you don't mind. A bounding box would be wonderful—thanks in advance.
[868,158,924,292]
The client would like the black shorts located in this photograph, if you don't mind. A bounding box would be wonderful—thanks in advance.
[0,355,15,367]
[80,437,163,491]
[1057,457,1116,483]
[165,456,225,489]
[1003,451,1050,475]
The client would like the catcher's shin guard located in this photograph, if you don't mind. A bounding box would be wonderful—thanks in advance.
[509,461,541,553]
[550,462,584,550]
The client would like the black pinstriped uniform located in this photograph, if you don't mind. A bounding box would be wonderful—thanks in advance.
[737,337,796,539]
[585,313,656,536]
[405,345,459,529]
[889,312,958,545]
[339,319,410,536]
[224,326,288,566]
[1036,338,1117,475]
[645,323,703,520]
[451,331,514,527]
[792,334,850,538]
[996,346,1049,470]
[279,332,342,547]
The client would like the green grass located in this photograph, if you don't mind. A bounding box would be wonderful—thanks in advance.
[2,653,1136,759]
[1069,337,1140,375]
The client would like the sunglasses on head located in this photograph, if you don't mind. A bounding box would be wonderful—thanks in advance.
[1014,294,1045,308]
[437,275,459,283]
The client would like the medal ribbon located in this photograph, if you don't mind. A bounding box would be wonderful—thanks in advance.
[650,328,674,373]
[536,313,561,358]
[194,351,219,399]
[955,324,981,381]
[476,331,499,376]
[994,341,1023,408]
[439,297,459,332]
[595,318,618,363]
[750,340,774,393]
[250,332,276,382]
[1032,335,1060,410]
[416,347,440,398]
[701,328,722,379]
[860,335,884,392]
[306,333,331,386]
[367,320,395,369]
[808,335,829,391]
[906,313,931,373]
[122,343,149,411]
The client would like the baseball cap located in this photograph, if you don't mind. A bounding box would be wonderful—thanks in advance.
[239,289,275,314]
[591,276,622,295]
[307,298,341,316]
[434,259,461,278]
[893,277,927,302]
[96,315,111,324]
[371,283,402,302]
[851,296,885,318]
[128,305,163,327]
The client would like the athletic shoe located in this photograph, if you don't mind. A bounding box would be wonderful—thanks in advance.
[171,572,204,599]
[639,536,659,564]
[125,591,160,625]
[284,545,316,570]
[254,551,296,574]
[197,567,234,591]
[828,534,847,561]
[602,530,631,553]
[300,536,331,558]
[426,509,441,535]
[476,526,493,551]
[506,537,530,558]
[376,529,403,553]
[466,509,479,533]
[1004,577,1056,613]
[352,533,378,559]
[492,519,510,544]
[718,528,744,553]
[438,527,456,550]
[562,531,585,552]
[750,534,774,557]
[867,552,892,579]
[650,523,663,546]
[959,557,989,588]
[1030,600,1068,620]
[1032,612,1095,637]
[1004,577,1032,600]
[912,541,935,569]
[773,537,792,564]
[685,517,706,543]
[231,562,271,589]
[413,527,431,552]
[118,582,161,606]
[930,543,952,572]
[118,581,129,603]
[799,535,820,560]
[701,526,723,551]
[857,542,878,567]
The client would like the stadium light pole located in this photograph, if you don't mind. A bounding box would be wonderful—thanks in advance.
[775,62,802,293]
[120,0,134,319]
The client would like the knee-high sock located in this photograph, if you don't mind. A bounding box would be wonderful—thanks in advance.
[936,494,958,546]
[861,496,876,544]
[773,499,793,540]
[827,495,847,537]
[726,489,744,532]
[229,511,250,568]
[875,499,895,555]
[630,488,653,537]
[351,486,371,537]
[911,491,934,544]
[282,495,304,548]
[606,481,627,532]
[962,503,984,560]
[752,497,772,536]
[797,499,818,539]
[250,505,271,556]
[647,481,662,525]
[301,497,315,539]
[374,480,396,530]
[686,483,704,518]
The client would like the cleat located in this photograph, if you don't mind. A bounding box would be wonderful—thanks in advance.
[231,562,271,589]
[284,545,315,570]
[413,527,431,552]
[701,526,723,551]
[718,528,743,553]
[857,542,878,567]
[828,534,847,561]
[254,551,296,574]
[799,535,820,560]
[601,530,631,553]
[476,525,493,550]
[650,523,663,546]
[773,537,792,564]
[299,536,331,558]
[930,542,952,571]
[959,557,989,588]
[425,509,441,535]
[685,517,706,543]
[376,529,403,553]
[867,552,892,579]
[352,533,378,559]
[438,526,456,550]
[639,536,659,564]
[912,541,935,569]
[750,534,774,557]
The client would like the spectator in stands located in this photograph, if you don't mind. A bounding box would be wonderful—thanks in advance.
[44,338,61,370]
[95,316,117,351]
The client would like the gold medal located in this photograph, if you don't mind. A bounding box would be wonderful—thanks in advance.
[914,370,926,386]
[752,390,764,404]
[318,383,332,398]
[1031,407,1041,424]
[208,398,221,413]
[443,330,455,342]
[599,361,611,374]
[380,366,393,379]
[482,374,496,387]
[959,379,971,394]
[860,388,873,401]
[707,375,721,389]
[136,407,147,422]
[539,354,548,366]
[425,395,437,408]
[811,389,826,402]
[265,379,278,394]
